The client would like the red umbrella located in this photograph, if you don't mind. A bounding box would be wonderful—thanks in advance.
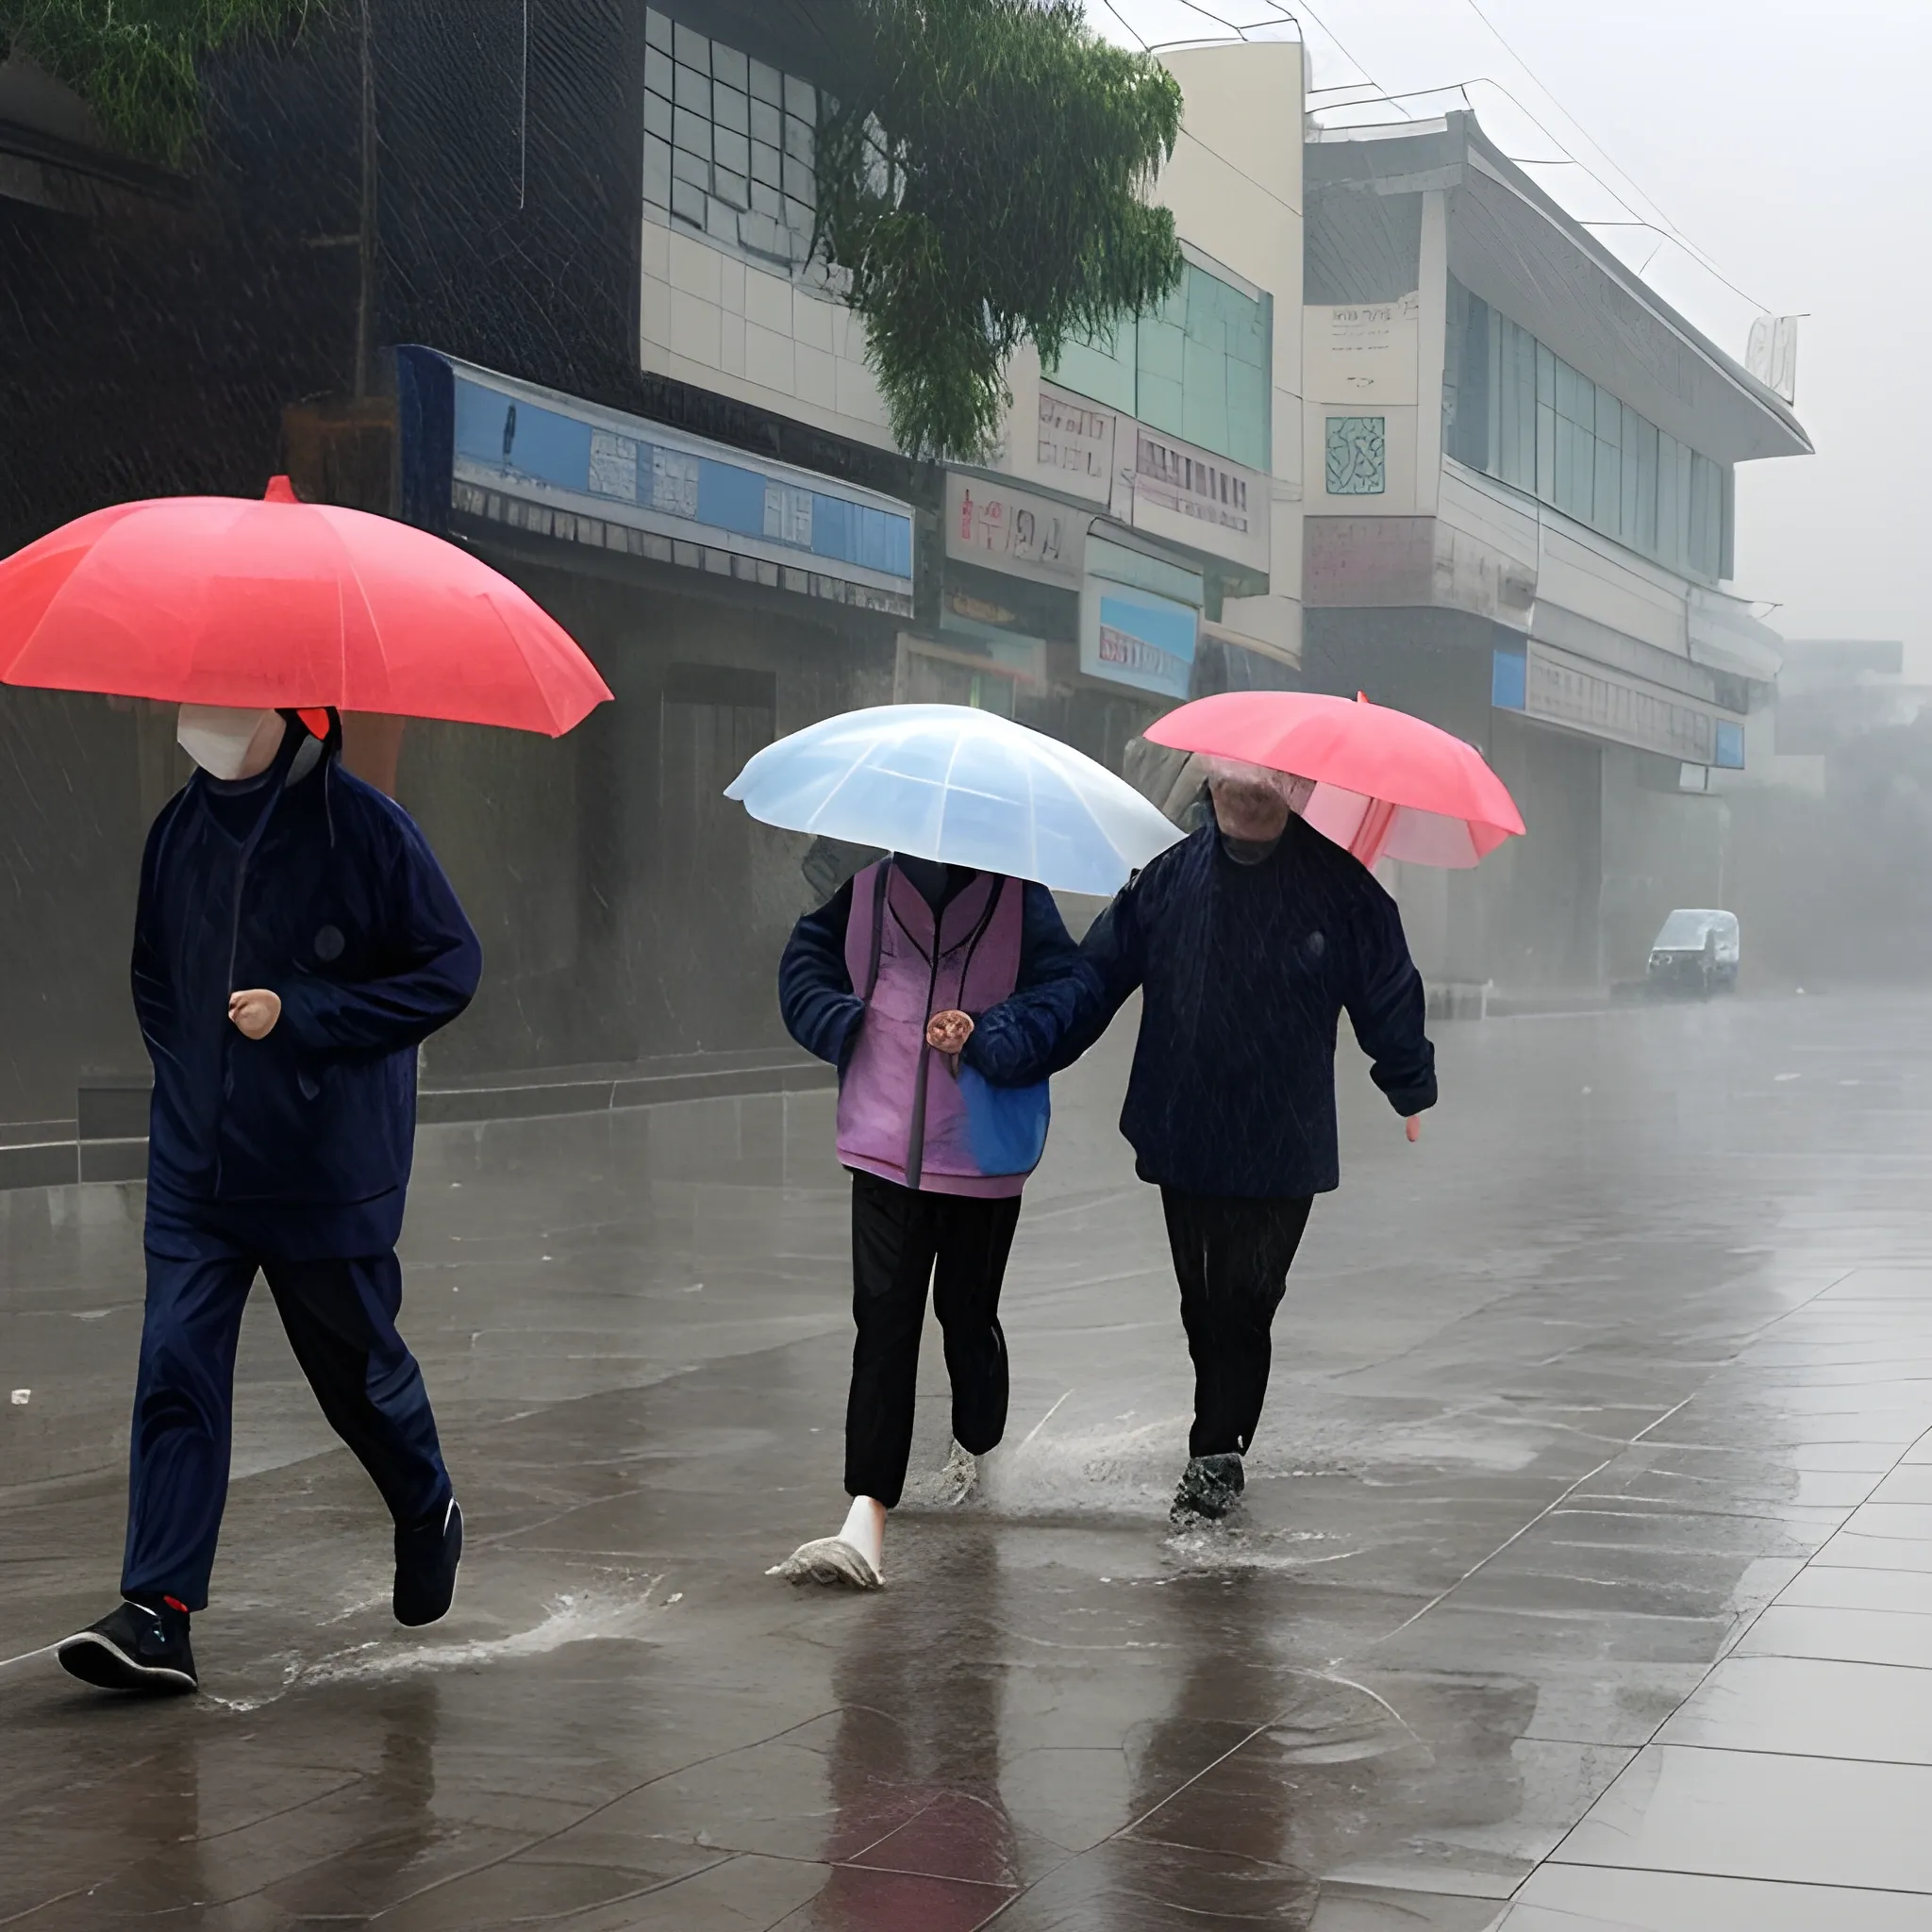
[1146,690,1524,869]
[0,477,611,735]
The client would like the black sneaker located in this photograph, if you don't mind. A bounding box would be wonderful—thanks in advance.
[394,1496,463,1627]
[58,1598,198,1694]
[1171,1452,1245,1525]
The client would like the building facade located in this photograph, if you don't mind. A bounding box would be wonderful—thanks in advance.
[1299,113,1809,993]
[947,41,1307,763]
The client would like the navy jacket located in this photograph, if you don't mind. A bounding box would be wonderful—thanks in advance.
[965,819,1437,1199]
[134,721,481,1256]
[781,867,1083,1069]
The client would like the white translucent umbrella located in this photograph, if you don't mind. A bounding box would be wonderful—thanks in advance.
[725,703,1185,896]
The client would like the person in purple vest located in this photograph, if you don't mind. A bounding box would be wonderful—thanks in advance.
[769,853,1083,1589]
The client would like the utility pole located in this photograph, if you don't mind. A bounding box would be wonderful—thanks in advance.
[354,0,378,398]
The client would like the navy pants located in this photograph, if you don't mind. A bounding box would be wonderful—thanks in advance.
[122,1219,450,1610]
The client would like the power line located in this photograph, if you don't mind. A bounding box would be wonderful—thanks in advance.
[1446,0,1760,309]
[1308,75,1775,315]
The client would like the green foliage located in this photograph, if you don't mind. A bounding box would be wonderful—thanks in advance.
[2,0,319,167]
[815,0,1184,461]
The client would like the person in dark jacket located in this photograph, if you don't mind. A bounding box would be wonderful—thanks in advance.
[57,704,482,1695]
[949,758,1437,1525]
[769,853,1081,1589]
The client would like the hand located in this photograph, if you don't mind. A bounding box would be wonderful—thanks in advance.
[926,1009,974,1056]
[1406,1116,1422,1143]
[228,989,283,1040]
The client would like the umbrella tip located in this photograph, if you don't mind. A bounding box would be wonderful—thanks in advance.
[264,475,300,503]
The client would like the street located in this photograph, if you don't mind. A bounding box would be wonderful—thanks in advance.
[8,992,1932,1926]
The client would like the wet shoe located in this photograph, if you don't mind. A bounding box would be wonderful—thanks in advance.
[394,1497,463,1627]
[1171,1452,1245,1525]
[767,1537,884,1590]
[58,1598,198,1694]
[937,1440,979,1506]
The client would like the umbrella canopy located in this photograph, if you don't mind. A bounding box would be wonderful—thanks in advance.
[1146,691,1524,870]
[0,477,612,736]
[726,703,1184,897]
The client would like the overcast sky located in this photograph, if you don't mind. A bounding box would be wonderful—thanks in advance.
[1098,1,1929,659]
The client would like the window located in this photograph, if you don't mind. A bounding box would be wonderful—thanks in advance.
[643,8,820,274]
[1047,258,1273,473]
[1448,278,1732,582]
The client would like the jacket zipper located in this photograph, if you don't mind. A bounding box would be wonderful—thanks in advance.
[901,877,1005,1192]
[904,924,942,1191]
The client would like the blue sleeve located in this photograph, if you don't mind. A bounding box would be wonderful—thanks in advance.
[1346,885,1438,1116]
[1017,883,1082,990]
[965,878,1146,1086]
[779,879,864,1068]
[276,817,481,1061]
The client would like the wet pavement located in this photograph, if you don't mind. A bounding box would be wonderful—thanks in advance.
[7,992,1932,1927]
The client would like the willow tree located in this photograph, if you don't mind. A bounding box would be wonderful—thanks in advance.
[1,0,318,167]
[814,0,1184,461]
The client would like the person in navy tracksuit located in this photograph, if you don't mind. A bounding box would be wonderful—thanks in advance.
[58,705,482,1695]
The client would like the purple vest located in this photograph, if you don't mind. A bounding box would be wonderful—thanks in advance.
[838,862,1047,1197]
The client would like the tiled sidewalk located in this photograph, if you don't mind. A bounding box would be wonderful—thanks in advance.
[1504,1266,1932,1929]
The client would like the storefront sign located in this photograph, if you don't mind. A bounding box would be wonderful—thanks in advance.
[1132,430,1253,538]
[1499,641,1745,767]
[1036,385,1117,503]
[943,473,1083,585]
[397,346,915,604]
[1080,579,1198,702]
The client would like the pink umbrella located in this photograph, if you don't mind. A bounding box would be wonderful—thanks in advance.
[0,476,611,736]
[1145,690,1524,869]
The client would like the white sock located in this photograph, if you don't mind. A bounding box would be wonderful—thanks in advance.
[839,1494,887,1572]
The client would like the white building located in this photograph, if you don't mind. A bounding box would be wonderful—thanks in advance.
[1298,111,1809,992]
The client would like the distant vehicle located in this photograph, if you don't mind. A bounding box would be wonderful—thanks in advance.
[1647,908,1740,996]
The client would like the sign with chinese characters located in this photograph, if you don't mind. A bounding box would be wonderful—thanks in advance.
[1080,580,1198,702]
[1131,431,1252,538]
[943,473,1083,586]
[1037,385,1117,503]
[1501,641,1745,767]
[415,347,914,601]
[1305,294,1420,406]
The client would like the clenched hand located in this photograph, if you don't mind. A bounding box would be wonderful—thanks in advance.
[925,1009,974,1057]
[228,989,282,1040]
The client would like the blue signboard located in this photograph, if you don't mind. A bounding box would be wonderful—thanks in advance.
[397,346,914,601]
[1080,581,1198,701]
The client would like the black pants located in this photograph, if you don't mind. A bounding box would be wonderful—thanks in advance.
[846,1171,1020,1507]
[1160,1189,1314,1459]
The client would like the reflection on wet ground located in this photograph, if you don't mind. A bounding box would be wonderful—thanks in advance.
[7,995,1932,1926]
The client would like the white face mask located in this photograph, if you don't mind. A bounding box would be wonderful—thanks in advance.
[177,706,286,781]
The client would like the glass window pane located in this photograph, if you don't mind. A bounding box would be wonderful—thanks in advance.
[712,44,748,92]
[675,63,709,114]
[1536,400,1555,498]
[1621,406,1641,537]
[714,85,748,136]
[673,106,709,158]
[673,22,708,69]
[1224,355,1268,471]
[1634,418,1657,556]
[749,58,782,106]
[645,8,673,53]
[1537,341,1555,408]
[1554,414,1577,514]
[1050,323,1138,415]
